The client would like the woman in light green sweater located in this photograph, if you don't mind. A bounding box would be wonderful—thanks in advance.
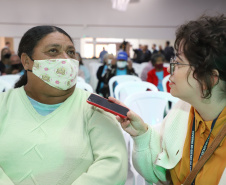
[0,26,128,185]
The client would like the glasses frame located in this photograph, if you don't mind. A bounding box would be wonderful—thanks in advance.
[170,56,192,75]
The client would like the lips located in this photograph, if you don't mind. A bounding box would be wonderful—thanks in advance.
[169,78,175,86]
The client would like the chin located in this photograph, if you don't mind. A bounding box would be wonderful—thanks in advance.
[169,89,180,98]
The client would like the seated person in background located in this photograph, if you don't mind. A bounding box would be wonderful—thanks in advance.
[5,54,24,75]
[147,53,170,91]
[0,47,12,75]
[75,52,91,83]
[151,44,158,54]
[132,44,143,63]
[139,45,152,63]
[101,51,137,98]
[96,53,114,95]
[158,45,165,55]
[0,25,128,185]
[164,41,175,63]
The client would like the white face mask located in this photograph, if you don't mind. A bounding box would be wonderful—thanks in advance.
[108,59,112,65]
[28,58,79,90]
[116,61,127,68]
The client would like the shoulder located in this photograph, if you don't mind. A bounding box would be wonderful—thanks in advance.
[0,87,23,110]
[71,89,115,123]
[148,68,156,75]
[161,100,191,138]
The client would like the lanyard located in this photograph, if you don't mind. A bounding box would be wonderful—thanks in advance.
[189,113,220,185]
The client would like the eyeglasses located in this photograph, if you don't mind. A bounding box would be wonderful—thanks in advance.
[170,56,192,75]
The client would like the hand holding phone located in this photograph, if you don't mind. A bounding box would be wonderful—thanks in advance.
[87,94,129,118]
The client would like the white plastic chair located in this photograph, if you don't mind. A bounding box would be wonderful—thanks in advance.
[129,137,146,185]
[76,81,93,93]
[124,91,179,126]
[77,76,86,83]
[139,62,149,78]
[0,74,21,88]
[132,63,142,77]
[0,79,13,92]
[163,63,170,68]
[114,81,158,102]
[162,74,170,92]
[109,75,141,98]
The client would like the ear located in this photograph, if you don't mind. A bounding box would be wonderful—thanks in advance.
[211,69,220,86]
[21,53,31,70]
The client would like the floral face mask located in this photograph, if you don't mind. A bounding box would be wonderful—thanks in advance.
[28,58,79,90]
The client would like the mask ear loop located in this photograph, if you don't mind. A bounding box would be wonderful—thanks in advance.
[27,55,35,72]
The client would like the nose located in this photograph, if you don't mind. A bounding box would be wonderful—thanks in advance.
[62,51,70,59]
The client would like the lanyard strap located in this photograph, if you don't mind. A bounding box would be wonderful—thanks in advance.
[189,113,220,184]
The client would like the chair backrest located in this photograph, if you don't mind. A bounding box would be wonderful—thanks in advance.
[0,74,21,88]
[109,75,141,97]
[131,63,142,77]
[162,74,170,92]
[124,91,179,126]
[76,82,94,93]
[77,76,86,83]
[114,81,158,102]
[163,62,170,68]
[0,78,12,92]
[139,62,149,77]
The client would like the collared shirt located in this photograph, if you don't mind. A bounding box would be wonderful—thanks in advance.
[170,106,226,185]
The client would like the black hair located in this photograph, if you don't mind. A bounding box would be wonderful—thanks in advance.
[175,14,226,98]
[119,41,128,51]
[15,25,73,88]
[1,47,11,61]
[75,52,84,65]
[151,53,165,66]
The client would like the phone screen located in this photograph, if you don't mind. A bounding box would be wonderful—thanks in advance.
[87,94,129,118]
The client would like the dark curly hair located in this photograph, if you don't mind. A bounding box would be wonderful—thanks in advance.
[174,14,226,98]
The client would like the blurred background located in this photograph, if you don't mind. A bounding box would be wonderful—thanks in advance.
[0,0,225,58]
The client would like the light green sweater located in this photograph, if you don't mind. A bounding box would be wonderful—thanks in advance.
[0,87,128,185]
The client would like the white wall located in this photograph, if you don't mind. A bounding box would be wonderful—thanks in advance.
[0,0,225,52]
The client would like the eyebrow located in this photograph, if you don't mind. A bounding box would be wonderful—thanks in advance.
[45,44,75,50]
[67,46,75,50]
[45,44,61,48]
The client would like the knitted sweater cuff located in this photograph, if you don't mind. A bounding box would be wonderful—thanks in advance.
[132,125,151,151]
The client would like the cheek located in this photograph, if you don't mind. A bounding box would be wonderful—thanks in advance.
[187,71,199,89]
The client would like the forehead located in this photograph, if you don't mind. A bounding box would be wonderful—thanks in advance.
[156,57,164,61]
[36,32,74,48]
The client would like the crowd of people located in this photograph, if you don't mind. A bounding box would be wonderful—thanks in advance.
[132,41,175,64]
[0,14,225,185]
[0,39,174,95]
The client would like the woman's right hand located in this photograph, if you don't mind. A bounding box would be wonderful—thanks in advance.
[108,97,148,137]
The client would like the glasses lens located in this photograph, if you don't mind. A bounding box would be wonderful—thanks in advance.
[170,63,174,75]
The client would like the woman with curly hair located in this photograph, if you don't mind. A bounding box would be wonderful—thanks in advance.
[110,14,226,185]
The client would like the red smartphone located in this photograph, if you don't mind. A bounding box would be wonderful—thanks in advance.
[87,93,129,119]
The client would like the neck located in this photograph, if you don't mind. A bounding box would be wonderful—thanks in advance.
[24,84,75,104]
[190,96,226,121]
[155,68,163,72]
[117,67,126,70]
